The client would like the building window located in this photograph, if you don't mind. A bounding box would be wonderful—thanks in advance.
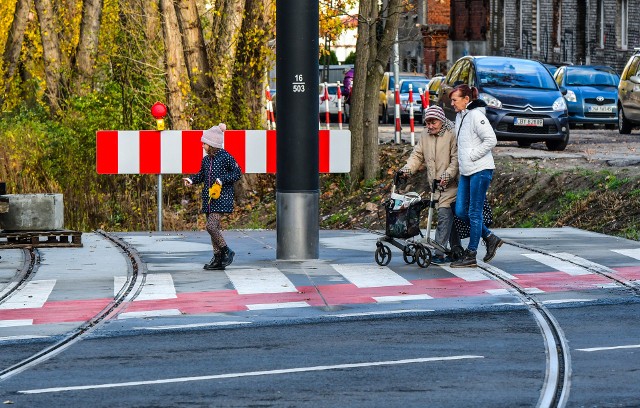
[598,0,605,48]
[617,0,628,49]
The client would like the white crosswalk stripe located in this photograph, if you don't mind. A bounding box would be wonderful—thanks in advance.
[225,268,297,294]
[612,248,640,261]
[114,273,177,300]
[331,264,412,288]
[523,253,592,276]
[0,280,56,310]
[438,265,489,281]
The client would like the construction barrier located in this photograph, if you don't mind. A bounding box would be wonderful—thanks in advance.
[409,84,415,146]
[394,84,401,143]
[265,87,276,130]
[96,129,351,174]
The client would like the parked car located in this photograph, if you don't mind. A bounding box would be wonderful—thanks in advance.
[553,65,619,129]
[396,78,430,122]
[618,48,640,134]
[379,72,427,124]
[427,75,445,106]
[434,56,570,151]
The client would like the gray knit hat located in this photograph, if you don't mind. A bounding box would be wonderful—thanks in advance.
[201,123,226,148]
[423,105,446,123]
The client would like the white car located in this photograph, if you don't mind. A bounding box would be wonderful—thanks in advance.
[395,79,430,123]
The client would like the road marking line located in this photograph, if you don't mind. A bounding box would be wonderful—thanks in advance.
[524,253,592,276]
[373,294,433,302]
[576,344,640,352]
[225,268,297,294]
[554,253,618,274]
[524,287,545,294]
[331,264,412,287]
[0,319,33,327]
[0,335,49,342]
[114,273,177,300]
[612,248,640,261]
[133,322,252,330]
[485,289,510,296]
[246,301,310,310]
[19,355,484,394]
[541,299,590,305]
[118,309,181,319]
[0,280,56,310]
[438,265,489,281]
[331,309,434,317]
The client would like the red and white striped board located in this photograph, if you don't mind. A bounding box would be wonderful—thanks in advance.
[96,129,351,174]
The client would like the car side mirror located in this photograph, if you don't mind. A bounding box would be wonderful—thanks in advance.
[630,75,640,84]
[559,86,568,95]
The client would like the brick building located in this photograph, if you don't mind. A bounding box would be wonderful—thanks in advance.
[414,0,639,76]
[489,0,638,73]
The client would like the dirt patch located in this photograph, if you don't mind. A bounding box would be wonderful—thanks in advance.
[228,128,640,241]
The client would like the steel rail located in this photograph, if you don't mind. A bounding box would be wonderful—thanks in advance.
[0,248,37,306]
[0,230,146,380]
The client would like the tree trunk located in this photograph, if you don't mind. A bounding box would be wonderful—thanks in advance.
[140,0,164,70]
[160,0,190,130]
[210,0,246,116]
[350,0,403,182]
[73,0,104,95]
[175,0,214,103]
[1,0,30,107]
[34,0,63,114]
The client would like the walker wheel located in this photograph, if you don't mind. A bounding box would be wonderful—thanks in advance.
[402,244,418,264]
[416,245,432,268]
[375,244,392,266]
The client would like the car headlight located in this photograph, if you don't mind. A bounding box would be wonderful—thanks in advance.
[563,90,577,103]
[553,96,567,111]
[479,93,502,109]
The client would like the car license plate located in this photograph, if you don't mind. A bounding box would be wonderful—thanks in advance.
[588,105,614,113]
[514,117,543,127]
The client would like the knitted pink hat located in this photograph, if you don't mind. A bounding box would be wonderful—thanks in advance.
[201,123,226,148]
[423,105,446,123]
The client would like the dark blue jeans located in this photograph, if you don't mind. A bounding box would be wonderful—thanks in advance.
[455,169,493,252]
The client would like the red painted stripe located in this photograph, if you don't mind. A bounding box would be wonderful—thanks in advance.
[319,130,330,173]
[266,130,277,173]
[182,130,203,173]
[96,131,119,174]
[139,131,161,173]
[224,130,246,173]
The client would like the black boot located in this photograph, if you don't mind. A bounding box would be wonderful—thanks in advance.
[450,249,477,268]
[204,253,224,270]
[221,246,235,267]
[483,233,503,263]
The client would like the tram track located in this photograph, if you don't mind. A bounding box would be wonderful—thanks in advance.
[0,230,146,381]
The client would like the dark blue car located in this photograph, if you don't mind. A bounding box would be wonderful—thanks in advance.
[553,65,619,129]
[434,56,570,151]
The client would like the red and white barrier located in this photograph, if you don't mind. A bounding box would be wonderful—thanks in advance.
[394,84,401,143]
[336,81,343,130]
[265,87,276,130]
[408,84,415,146]
[322,82,330,130]
[96,130,351,174]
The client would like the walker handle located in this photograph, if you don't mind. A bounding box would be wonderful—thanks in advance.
[431,179,441,193]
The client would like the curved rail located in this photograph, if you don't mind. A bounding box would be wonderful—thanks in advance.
[0,230,146,380]
[0,248,37,306]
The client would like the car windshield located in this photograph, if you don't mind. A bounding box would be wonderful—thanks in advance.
[319,85,339,95]
[476,58,557,90]
[565,69,619,86]
[399,80,430,93]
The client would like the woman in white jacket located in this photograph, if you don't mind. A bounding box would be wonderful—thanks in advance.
[449,84,503,268]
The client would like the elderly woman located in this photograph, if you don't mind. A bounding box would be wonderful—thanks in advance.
[449,84,503,268]
[400,105,459,264]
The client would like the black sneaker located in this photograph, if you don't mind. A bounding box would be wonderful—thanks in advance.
[204,254,224,270]
[221,247,235,267]
[449,249,477,268]
[483,234,503,263]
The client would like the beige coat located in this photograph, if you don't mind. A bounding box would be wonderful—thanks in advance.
[403,127,458,208]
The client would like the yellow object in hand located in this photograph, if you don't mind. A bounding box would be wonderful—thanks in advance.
[209,183,221,201]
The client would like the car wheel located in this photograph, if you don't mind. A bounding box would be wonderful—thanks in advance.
[517,140,532,148]
[619,106,633,134]
[546,128,569,151]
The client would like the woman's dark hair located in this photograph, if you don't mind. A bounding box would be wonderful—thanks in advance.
[449,84,478,100]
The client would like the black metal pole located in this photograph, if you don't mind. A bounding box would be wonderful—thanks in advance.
[276,0,320,259]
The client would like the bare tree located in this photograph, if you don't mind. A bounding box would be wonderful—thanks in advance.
[349,0,403,182]
[34,0,63,114]
[73,0,104,95]
[210,0,246,114]
[160,0,190,130]
[175,0,214,102]
[1,0,30,106]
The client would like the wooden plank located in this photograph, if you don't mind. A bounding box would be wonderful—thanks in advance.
[0,230,83,248]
